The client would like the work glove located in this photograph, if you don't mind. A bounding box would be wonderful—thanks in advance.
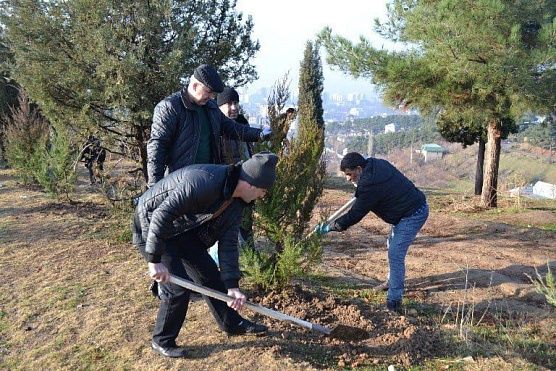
[260,125,272,141]
[313,223,331,235]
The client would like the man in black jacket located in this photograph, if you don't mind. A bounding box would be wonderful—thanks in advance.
[216,86,255,246]
[314,152,428,313]
[146,64,271,188]
[217,86,253,165]
[133,152,278,358]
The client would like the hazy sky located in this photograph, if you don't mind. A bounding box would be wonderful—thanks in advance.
[235,0,393,95]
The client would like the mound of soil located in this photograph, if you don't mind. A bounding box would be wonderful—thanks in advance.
[252,285,446,367]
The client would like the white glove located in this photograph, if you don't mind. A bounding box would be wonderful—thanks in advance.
[260,125,272,141]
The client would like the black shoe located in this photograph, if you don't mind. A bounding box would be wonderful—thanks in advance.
[151,341,188,358]
[149,280,159,299]
[387,299,403,314]
[226,319,268,336]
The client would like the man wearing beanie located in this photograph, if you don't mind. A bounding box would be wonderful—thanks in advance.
[217,86,253,164]
[147,64,272,188]
[132,152,278,358]
[213,86,256,251]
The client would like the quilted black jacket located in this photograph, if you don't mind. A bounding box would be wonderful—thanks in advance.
[135,163,246,288]
[334,158,426,229]
[146,88,262,187]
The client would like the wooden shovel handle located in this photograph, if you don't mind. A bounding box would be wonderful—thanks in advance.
[306,197,356,238]
[168,275,331,334]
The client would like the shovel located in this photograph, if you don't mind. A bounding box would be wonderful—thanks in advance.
[305,197,356,239]
[168,274,332,335]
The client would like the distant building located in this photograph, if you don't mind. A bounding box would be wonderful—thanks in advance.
[239,93,250,104]
[331,93,343,102]
[384,123,396,133]
[532,181,556,199]
[420,143,445,162]
[509,181,556,200]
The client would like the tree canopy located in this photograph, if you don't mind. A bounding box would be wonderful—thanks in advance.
[1,0,260,179]
[320,0,555,207]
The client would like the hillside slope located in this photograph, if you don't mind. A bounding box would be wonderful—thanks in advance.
[1,167,555,370]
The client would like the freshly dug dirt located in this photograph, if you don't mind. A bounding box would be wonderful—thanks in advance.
[251,285,445,367]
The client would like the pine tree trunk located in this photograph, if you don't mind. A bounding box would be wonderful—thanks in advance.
[481,120,501,207]
[474,137,485,195]
[135,124,148,181]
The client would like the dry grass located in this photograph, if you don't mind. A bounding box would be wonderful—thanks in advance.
[0,169,309,370]
[1,162,555,370]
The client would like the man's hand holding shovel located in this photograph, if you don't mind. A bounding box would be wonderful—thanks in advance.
[313,223,331,235]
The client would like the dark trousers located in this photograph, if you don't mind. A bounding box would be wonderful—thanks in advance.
[133,217,243,347]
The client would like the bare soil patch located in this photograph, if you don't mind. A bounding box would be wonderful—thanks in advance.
[251,285,445,368]
[1,167,555,370]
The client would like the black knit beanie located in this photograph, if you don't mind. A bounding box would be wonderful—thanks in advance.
[240,152,279,189]
[193,64,224,93]
[217,86,240,106]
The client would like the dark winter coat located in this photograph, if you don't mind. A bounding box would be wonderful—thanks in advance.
[134,163,247,288]
[81,138,106,167]
[221,114,254,164]
[333,158,426,230]
[147,88,262,187]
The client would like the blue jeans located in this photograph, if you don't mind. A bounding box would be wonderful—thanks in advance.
[387,203,429,302]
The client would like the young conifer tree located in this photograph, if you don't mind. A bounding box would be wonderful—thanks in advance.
[241,41,325,289]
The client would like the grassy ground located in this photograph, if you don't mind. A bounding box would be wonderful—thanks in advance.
[1,163,555,370]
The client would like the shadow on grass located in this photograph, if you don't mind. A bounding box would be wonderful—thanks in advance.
[406,262,556,293]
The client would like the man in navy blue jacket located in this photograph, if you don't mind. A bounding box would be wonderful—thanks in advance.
[315,152,428,312]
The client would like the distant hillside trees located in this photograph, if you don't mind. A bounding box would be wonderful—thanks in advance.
[327,114,422,135]
[320,0,555,207]
[1,0,260,181]
[347,120,440,155]
[517,114,556,150]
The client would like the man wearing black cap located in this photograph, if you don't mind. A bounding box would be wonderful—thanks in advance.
[132,152,278,358]
[147,64,272,188]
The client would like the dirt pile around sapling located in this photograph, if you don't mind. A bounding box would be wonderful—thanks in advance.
[252,285,446,367]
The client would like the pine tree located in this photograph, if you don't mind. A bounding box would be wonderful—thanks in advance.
[0,30,19,163]
[320,0,555,207]
[1,0,260,180]
[242,42,325,289]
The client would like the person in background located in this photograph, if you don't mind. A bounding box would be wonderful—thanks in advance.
[81,135,106,185]
[314,152,428,313]
[216,86,255,249]
[132,152,279,358]
[217,86,253,165]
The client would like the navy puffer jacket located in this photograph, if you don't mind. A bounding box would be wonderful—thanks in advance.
[334,158,426,229]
